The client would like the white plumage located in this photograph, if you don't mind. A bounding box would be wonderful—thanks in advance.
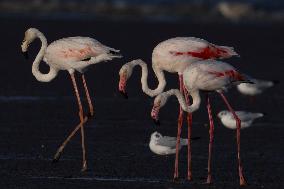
[151,60,250,119]
[218,110,264,129]
[21,28,121,171]
[118,37,238,97]
[237,78,278,96]
[149,131,188,155]
[21,28,121,82]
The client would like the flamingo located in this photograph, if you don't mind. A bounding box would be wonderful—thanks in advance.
[118,37,238,180]
[151,60,250,185]
[21,28,121,171]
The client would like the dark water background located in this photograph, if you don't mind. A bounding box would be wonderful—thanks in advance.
[0,16,283,188]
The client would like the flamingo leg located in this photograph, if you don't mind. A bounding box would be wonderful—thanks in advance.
[206,94,214,184]
[53,116,89,163]
[183,84,192,181]
[219,92,247,186]
[173,75,184,181]
[82,74,94,116]
[70,73,88,171]
[53,74,94,165]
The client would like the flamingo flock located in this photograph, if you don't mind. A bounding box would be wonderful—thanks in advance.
[21,27,275,186]
[151,60,250,185]
[118,37,238,181]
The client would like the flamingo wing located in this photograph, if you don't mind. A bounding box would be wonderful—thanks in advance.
[46,37,119,63]
[167,37,238,59]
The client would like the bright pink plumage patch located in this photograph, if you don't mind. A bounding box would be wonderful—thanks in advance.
[170,46,230,59]
[61,46,96,60]
[208,70,245,81]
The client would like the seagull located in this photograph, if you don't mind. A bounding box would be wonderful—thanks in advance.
[218,110,264,129]
[237,78,278,96]
[149,132,188,155]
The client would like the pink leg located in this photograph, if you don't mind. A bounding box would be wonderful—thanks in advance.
[82,74,94,116]
[53,75,94,165]
[53,116,89,162]
[183,85,192,181]
[70,73,87,171]
[219,92,247,186]
[206,94,214,184]
[173,75,184,181]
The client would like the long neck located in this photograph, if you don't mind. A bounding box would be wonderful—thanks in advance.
[165,89,201,113]
[130,60,166,97]
[32,31,58,82]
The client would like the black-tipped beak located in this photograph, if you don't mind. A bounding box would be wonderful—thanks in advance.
[272,80,280,85]
[22,51,29,60]
[190,136,201,141]
[119,90,128,99]
[153,119,160,125]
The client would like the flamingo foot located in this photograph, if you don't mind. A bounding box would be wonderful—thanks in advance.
[206,174,212,184]
[81,160,88,172]
[239,173,247,186]
[173,176,179,183]
[52,146,64,163]
[187,172,192,181]
[52,151,62,163]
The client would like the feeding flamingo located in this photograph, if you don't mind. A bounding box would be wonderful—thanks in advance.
[151,60,250,185]
[21,28,121,171]
[118,37,238,180]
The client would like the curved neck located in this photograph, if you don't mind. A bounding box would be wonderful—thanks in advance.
[129,59,166,97]
[165,89,201,113]
[32,31,58,82]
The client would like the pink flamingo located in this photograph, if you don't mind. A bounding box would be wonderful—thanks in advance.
[151,60,250,186]
[21,28,121,171]
[118,37,238,180]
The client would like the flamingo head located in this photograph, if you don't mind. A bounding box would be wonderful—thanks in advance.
[151,94,168,125]
[118,64,132,99]
[21,28,39,59]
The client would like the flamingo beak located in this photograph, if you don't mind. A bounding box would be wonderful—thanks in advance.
[119,74,128,99]
[119,90,128,99]
[22,51,29,60]
[21,39,29,60]
[151,104,160,125]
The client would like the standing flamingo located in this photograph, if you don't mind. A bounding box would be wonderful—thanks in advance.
[21,28,121,171]
[118,37,238,180]
[151,60,250,185]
